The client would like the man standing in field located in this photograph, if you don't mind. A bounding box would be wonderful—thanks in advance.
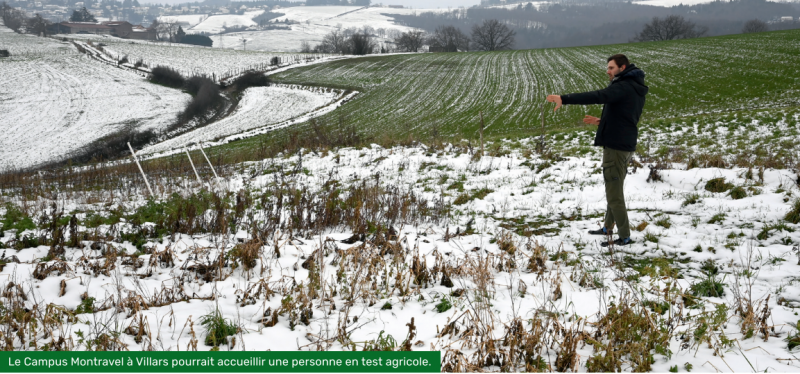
[546,54,648,247]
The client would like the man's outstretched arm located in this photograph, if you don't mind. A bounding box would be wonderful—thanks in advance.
[546,84,626,111]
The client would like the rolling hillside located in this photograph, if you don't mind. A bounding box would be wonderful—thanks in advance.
[272,29,800,138]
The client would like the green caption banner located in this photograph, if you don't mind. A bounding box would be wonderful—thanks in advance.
[0,351,441,373]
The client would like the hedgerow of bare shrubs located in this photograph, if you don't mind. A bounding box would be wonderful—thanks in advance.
[232,71,271,91]
[179,80,223,122]
[183,75,215,96]
[148,66,185,88]
[68,125,158,164]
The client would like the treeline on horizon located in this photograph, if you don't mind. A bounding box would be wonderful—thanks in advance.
[391,0,800,49]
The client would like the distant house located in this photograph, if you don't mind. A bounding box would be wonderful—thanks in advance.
[102,21,133,37]
[48,21,156,40]
[128,24,157,40]
[780,16,794,22]
[387,5,404,8]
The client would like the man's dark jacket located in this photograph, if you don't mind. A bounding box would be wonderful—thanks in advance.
[560,64,648,152]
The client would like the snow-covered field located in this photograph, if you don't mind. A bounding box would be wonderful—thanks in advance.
[79,38,295,78]
[1,132,800,371]
[54,35,337,80]
[157,14,209,29]
[4,27,352,168]
[213,29,328,53]
[0,29,77,56]
[484,1,548,10]
[0,33,189,170]
[190,10,267,34]
[196,6,449,52]
[141,85,352,155]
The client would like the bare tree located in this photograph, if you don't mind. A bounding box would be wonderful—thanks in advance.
[315,27,347,53]
[69,7,97,22]
[633,15,707,42]
[349,28,375,55]
[300,40,312,53]
[155,21,182,42]
[342,26,358,38]
[428,25,470,52]
[471,19,515,51]
[1,2,26,32]
[394,30,425,52]
[742,19,769,33]
[387,29,401,40]
[27,13,50,36]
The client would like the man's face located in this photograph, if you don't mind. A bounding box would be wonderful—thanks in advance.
[606,60,626,81]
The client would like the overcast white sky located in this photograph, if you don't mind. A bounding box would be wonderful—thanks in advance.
[142,0,482,8]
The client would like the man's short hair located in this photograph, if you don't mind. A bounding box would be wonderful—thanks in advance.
[607,54,630,69]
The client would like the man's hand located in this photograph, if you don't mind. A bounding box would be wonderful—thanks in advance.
[583,115,600,126]
[546,95,562,112]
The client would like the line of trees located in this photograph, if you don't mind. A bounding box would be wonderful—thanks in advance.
[632,15,770,41]
[308,26,376,54]
[393,19,515,53]
[305,0,370,5]
[392,0,800,50]
[308,18,516,55]
[150,19,186,42]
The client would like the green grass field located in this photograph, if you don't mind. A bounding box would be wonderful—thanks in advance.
[269,29,800,139]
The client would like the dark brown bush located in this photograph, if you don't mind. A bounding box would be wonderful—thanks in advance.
[183,76,216,96]
[68,126,158,164]
[180,82,223,121]
[149,66,185,88]
[232,71,271,91]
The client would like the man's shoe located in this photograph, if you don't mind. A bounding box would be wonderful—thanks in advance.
[588,227,609,235]
[600,237,632,247]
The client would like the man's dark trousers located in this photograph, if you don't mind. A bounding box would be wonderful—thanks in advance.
[602,147,633,239]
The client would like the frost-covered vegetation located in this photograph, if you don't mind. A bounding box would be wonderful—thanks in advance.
[1,126,800,371]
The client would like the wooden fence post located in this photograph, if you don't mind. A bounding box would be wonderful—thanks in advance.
[539,101,546,153]
[198,143,219,180]
[185,147,202,184]
[127,142,154,196]
[479,111,485,157]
